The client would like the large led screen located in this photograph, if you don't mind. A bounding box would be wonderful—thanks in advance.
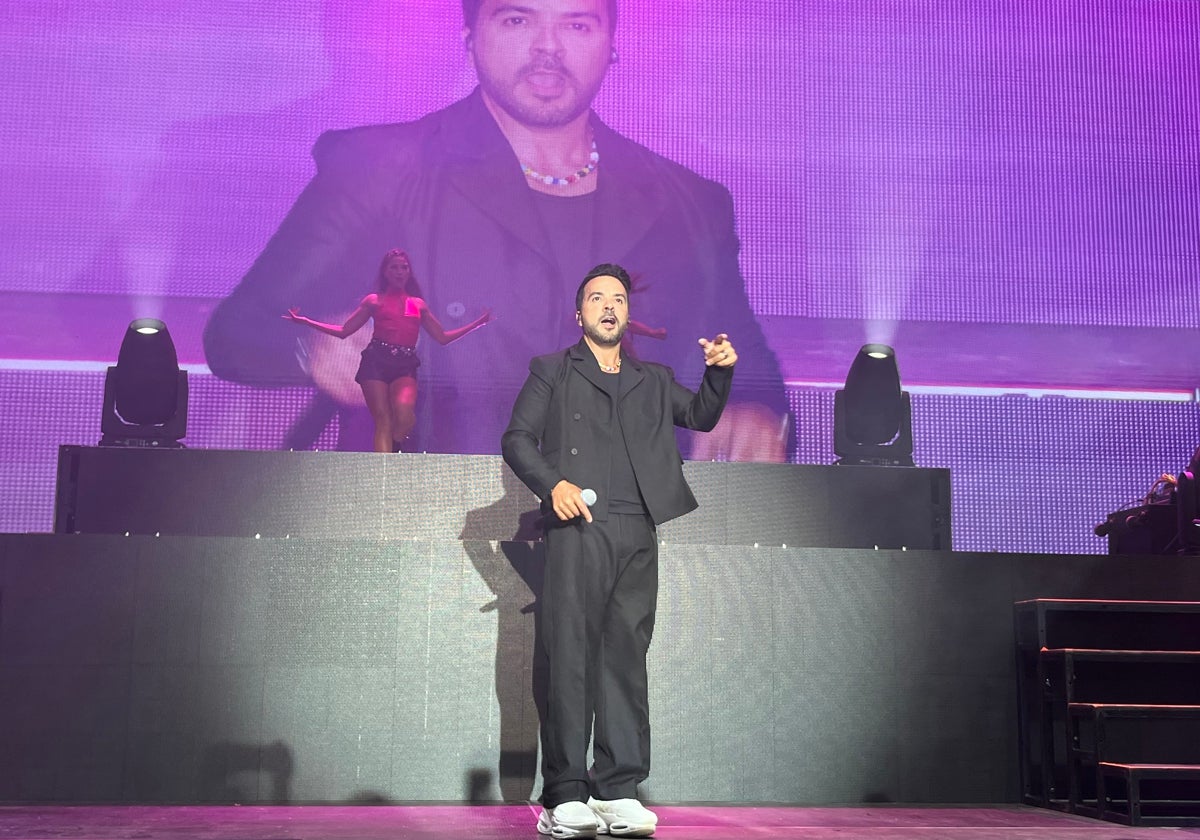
[1,1,1197,548]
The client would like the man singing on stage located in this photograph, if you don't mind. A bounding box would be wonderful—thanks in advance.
[502,263,735,838]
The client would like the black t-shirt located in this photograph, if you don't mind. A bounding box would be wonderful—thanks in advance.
[530,190,597,296]
[599,368,648,516]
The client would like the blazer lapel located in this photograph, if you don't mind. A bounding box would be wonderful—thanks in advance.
[618,355,645,400]
[590,120,669,264]
[441,91,555,264]
[568,341,610,396]
[569,341,645,403]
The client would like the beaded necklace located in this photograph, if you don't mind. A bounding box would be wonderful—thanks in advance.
[521,140,600,187]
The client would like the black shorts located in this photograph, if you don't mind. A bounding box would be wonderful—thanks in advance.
[355,339,420,385]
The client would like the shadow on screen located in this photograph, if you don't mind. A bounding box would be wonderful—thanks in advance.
[461,465,548,802]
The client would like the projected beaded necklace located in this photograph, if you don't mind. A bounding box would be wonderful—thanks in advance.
[521,140,600,187]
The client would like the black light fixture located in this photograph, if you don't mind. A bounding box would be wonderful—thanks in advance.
[100,318,188,447]
[834,343,913,466]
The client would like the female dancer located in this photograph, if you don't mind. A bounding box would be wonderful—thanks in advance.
[283,249,490,453]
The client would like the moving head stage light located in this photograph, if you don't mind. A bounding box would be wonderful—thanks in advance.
[100,318,188,447]
[834,343,914,467]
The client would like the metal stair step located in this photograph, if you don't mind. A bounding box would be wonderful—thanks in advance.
[1017,599,1200,653]
[1098,762,1200,827]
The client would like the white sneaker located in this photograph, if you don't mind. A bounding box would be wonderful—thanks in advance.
[587,798,658,837]
[537,800,601,838]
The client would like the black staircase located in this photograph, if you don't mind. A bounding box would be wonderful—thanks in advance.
[1016,599,1200,826]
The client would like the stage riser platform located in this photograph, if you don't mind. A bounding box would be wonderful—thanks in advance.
[3,535,1200,805]
[53,448,952,550]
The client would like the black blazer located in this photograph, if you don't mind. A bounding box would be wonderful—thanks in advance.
[502,340,733,526]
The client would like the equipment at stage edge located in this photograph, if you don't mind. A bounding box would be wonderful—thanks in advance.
[834,343,914,467]
[1095,447,1200,556]
[99,318,188,448]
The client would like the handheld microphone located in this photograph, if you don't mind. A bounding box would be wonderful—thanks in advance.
[581,488,597,506]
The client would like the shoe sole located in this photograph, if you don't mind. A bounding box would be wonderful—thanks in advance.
[543,825,598,839]
[538,816,599,839]
[596,820,655,837]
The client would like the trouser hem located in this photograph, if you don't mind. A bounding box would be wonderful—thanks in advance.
[543,781,591,809]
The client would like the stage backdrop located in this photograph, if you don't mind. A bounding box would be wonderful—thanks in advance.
[1,1,1198,549]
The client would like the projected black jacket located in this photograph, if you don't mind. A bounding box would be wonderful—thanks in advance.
[204,88,784,454]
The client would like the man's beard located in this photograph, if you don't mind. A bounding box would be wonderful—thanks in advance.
[479,60,606,128]
[583,318,627,347]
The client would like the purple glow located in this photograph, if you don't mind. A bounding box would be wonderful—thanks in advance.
[1,2,1194,320]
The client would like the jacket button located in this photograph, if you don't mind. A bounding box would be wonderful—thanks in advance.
[573,413,582,420]
[570,448,578,455]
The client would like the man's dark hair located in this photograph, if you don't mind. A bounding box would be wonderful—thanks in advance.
[462,0,618,34]
[576,263,632,311]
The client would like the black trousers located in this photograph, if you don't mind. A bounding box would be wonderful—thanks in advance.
[540,513,658,807]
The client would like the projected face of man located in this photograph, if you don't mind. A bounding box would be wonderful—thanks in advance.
[466,0,614,128]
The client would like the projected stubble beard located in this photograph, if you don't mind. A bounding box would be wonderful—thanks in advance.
[467,0,613,129]
[476,56,607,127]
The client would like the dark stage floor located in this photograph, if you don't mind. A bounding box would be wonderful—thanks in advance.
[0,805,1193,840]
